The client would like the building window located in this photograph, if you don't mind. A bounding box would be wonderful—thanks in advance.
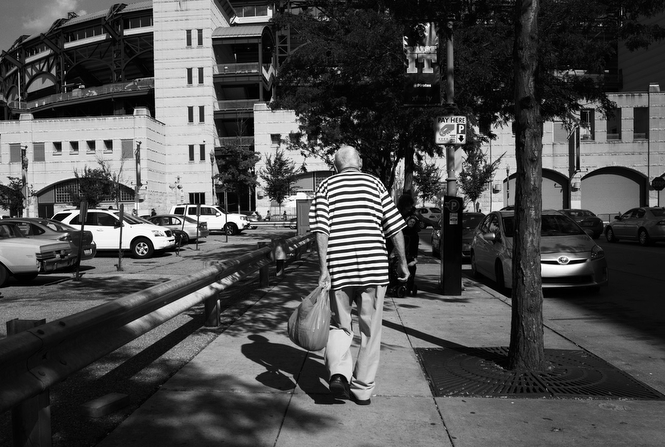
[289,132,302,143]
[55,183,73,203]
[121,139,134,159]
[199,106,205,123]
[187,68,193,85]
[198,67,204,84]
[104,140,113,152]
[553,122,568,143]
[270,134,281,146]
[70,141,79,153]
[581,109,595,140]
[87,140,96,153]
[189,145,195,161]
[634,107,649,140]
[200,144,206,161]
[53,142,62,155]
[607,108,621,140]
[189,192,205,204]
[9,143,21,163]
[186,29,192,47]
[188,106,194,123]
[197,29,203,46]
[34,142,45,162]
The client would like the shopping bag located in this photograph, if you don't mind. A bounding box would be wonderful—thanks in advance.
[287,285,330,351]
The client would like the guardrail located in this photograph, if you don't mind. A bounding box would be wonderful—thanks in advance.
[0,233,314,445]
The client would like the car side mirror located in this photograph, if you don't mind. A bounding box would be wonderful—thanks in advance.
[114,221,123,228]
[482,232,498,242]
[215,212,221,217]
[614,215,621,221]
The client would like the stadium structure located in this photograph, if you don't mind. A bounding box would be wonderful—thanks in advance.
[1,0,665,219]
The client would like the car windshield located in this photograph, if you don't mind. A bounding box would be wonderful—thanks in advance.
[502,214,584,237]
[40,220,77,232]
[114,213,144,224]
[463,214,484,229]
[184,216,199,224]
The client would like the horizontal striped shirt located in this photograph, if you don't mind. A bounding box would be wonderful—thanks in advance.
[309,170,406,290]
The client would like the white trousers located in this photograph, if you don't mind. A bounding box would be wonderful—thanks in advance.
[325,285,386,401]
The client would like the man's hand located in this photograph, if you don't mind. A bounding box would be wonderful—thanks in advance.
[396,259,410,282]
[318,270,331,289]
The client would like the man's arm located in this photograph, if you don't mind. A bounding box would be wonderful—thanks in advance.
[315,232,331,289]
[389,231,410,282]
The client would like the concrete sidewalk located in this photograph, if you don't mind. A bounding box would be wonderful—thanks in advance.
[96,254,665,447]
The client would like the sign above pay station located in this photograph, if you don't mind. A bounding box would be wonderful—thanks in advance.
[435,116,467,145]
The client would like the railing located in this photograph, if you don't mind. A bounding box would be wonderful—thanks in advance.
[8,78,155,112]
[215,136,254,148]
[213,62,260,75]
[0,233,314,444]
[213,99,259,111]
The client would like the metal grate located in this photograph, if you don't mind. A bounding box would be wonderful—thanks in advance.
[416,347,665,400]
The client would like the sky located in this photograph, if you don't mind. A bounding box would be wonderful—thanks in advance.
[0,0,115,52]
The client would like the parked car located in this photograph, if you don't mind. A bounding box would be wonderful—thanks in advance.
[558,209,604,239]
[170,204,251,235]
[51,209,176,259]
[416,207,442,229]
[605,206,665,246]
[2,217,97,260]
[147,214,210,244]
[471,210,608,292]
[430,212,485,259]
[0,222,77,286]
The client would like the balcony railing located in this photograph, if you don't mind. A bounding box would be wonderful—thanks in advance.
[215,136,254,148]
[9,78,154,111]
[213,99,258,111]
[213,63,260,75]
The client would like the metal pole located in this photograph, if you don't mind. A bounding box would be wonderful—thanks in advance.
[445,20,456,197]
[134,141,142,216]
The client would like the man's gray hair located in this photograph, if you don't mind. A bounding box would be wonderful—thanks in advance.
[334,145,362,172]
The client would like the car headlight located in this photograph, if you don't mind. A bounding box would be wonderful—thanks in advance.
[591,245,604,259]
[151,230,167,237]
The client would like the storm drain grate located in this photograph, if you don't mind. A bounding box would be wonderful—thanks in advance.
[415,347,665,400]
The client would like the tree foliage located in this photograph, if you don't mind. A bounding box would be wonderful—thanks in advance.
[215,143,261,194]
[458,146,505,210]
[272,1,445,191]
[0,177,28,217]
[259,149,300,208]
[72,162,118,209]
[413,161,444,206]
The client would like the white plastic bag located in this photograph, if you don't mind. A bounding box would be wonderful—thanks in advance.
[287,285,330,351]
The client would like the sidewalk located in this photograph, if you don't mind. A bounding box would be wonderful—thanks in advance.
[96,254,665,447]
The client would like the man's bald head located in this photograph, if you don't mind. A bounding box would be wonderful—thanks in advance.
[334,145,362,172]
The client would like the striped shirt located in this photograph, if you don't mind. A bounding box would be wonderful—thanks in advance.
[309,170,406,290]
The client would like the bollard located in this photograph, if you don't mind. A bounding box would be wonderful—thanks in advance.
[7,318,52,447]
[203,296,220,327]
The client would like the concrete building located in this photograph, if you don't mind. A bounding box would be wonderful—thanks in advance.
[1,0,664,221]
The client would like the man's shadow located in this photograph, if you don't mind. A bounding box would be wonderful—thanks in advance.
[241,334,339,404]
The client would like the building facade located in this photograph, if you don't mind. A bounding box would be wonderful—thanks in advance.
[1,0,664,220]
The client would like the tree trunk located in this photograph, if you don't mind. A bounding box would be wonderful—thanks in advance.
[403,143,414,195]
[508,0,545,371]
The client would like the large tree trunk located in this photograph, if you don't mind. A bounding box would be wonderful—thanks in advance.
[509,0,545,371]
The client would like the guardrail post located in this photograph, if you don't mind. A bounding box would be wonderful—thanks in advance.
[257,242,270,287]
[273,238,287,277]
[7,319,52,447]
[203,297,220,327]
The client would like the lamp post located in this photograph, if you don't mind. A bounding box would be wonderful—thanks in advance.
[21,145,29,217]
[134,141,141,216]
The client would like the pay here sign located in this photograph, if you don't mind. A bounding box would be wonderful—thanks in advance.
[435,116,467,145]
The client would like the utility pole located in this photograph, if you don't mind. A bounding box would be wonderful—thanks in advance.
[134,141,142,216]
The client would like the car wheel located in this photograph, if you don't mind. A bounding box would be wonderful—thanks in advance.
[605,227,618,242]
[638,228,652,246]
[131,237,154,259]
[224,223,238,235]
[14,272,39,282]
[179,232,190,244]
[0,264,10,287]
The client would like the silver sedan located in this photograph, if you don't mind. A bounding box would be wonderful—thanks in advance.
[605,206,665,246]
[471,210,609,292]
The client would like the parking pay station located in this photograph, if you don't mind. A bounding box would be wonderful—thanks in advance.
[440,196,463,295]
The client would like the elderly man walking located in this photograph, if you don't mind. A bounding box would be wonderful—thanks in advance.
[309,145,409,405]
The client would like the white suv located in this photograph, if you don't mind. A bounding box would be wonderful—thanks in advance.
[169,204,251,235]
[51,209,176,259]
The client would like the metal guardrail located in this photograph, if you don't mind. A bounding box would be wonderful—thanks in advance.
[0,233,314,432]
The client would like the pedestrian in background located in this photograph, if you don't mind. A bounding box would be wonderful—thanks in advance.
[396,193,420,295]
[309,145,409,406]
[266,210,271,221]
